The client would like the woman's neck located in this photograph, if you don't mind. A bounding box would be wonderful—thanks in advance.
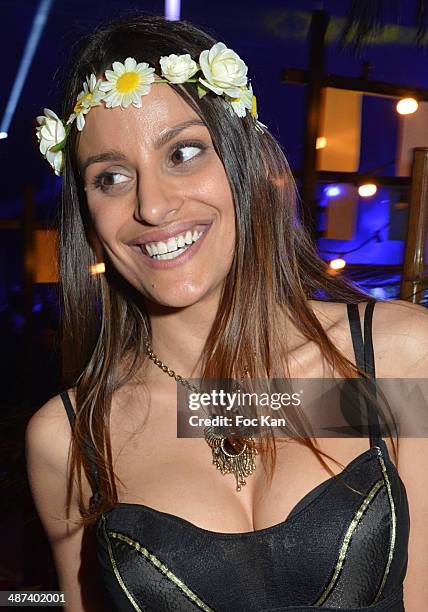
[144,291,221,380]
[140,298,327,383]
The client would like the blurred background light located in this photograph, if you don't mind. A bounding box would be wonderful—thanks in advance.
[358,183,377,197]
[0,0,54,137]
[165,0,181,20]
[329,257,346,270]
[370,287,389,299]
[90,262,105,275]
[396,97,418,115]
[325,185,341,197]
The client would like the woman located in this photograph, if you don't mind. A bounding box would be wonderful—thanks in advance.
[25,14,428,611]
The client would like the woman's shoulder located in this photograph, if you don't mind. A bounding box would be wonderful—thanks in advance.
[368,299,427,377]
[310,296,426,324]
[27,387,76,426]
[310,298,428,376]
[25,387,96,516]
[25,388,77,471]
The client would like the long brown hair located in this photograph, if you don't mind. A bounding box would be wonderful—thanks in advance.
[57,13,400,526]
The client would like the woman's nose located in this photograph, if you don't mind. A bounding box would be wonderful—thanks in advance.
[133,173,184,225]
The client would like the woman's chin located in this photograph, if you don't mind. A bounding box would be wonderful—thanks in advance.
[141,283,218,310]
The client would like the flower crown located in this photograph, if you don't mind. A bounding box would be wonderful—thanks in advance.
[35,42,267,176]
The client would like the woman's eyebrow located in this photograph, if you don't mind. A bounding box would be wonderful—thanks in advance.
[81,118,207,175]
[81,150,128,175]
[154,118,206,150]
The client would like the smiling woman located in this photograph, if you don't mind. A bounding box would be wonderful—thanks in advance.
[25,12,428,612]
[78,96,235,302]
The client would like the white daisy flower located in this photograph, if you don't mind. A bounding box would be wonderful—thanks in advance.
[159,53,199,84]
[198,42,248,98]
[99,57,156,108]
[67,74,105,131]
[35,108,66,175]
[248,89,268,132]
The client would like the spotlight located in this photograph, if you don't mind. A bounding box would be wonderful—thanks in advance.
[0,0,54,137]
[0,132,7,140]
[396,98,418,115]
[165,0,181,20]
[358,183,377,198]
[329,258,346,270]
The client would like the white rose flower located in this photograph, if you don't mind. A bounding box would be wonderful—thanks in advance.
[159,53,199,84]
[35,108,66,175]
[198,42,248,98]
[227,83,254,118]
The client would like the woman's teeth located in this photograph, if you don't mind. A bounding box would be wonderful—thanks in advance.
[143,229,204,260]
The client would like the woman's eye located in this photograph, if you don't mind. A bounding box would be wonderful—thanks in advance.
[170,142,206,166]
[92,172,130,192]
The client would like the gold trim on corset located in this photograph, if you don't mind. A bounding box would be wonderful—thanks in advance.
[372,446,397,603]
[101,514,142,612]
[314,478,385,606]
[106,527,214,612]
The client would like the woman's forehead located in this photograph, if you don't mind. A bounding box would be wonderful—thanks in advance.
[76,83,204,161]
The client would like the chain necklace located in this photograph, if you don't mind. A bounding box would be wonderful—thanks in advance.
[143,336,258,491]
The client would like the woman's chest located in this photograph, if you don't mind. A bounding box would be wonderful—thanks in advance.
[103,369,394,533]
[97,451,403,612]
[106,394,380,533]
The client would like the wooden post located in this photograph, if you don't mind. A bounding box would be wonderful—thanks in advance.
[400,148,428,303]
[301,10,329,242]
[283,68,428,101]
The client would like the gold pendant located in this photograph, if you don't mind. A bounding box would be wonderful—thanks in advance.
[204,426,258,492]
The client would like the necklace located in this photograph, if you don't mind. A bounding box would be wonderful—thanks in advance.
[143,336,258,491]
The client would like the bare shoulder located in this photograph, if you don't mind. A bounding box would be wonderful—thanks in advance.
[25,389,82,531]
[25,389,76,476]
[310,298,428,376]
[369,299,428,376]
[26,390,110,611]
[310,297,427,330]
[370,298,427,332]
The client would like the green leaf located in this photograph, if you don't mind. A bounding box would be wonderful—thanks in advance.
[49,137,67,153]
[48,123,71,153]
[197,83,209,99]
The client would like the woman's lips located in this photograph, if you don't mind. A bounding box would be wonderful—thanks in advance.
[133,222,212,269]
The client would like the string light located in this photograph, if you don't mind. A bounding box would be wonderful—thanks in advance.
[329,257,346,270]
[396,98,418,115]
[90,262,105,275]
[319,222,390,259]
[358,183,377,197]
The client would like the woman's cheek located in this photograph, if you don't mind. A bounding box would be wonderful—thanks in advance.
[88,201,125,240]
